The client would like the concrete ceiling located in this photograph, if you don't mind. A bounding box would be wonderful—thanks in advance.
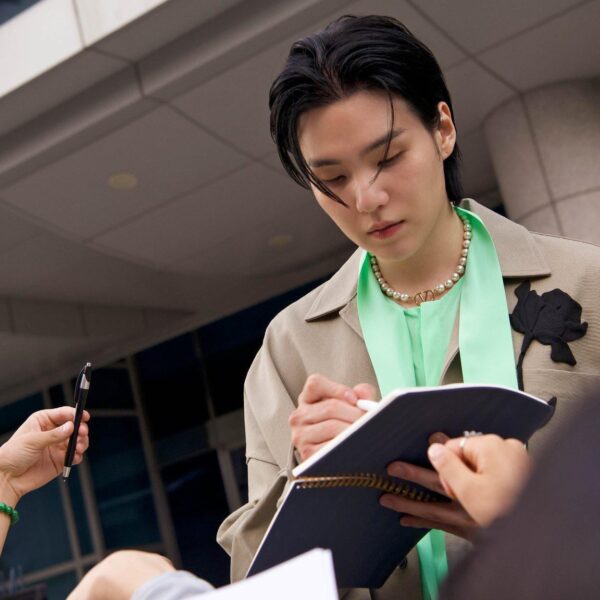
[1,0,599,403]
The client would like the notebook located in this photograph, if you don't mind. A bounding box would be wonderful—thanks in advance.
[247,383,553,588]
[209,549,337,600]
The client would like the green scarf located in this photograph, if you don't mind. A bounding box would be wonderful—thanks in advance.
[357,207,518,599]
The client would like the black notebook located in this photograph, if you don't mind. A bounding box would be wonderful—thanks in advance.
[247,383,553,588]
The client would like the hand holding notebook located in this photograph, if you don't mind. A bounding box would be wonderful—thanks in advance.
[248,383,553,588]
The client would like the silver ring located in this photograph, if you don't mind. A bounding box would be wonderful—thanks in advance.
[459,431,482,457]
[463,430,483,438]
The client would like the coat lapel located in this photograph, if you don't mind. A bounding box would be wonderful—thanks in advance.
[439,200,552,382]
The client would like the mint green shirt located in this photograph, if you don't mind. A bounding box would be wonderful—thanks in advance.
[395,278,463,387]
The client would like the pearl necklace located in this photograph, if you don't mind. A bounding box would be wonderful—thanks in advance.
[370,215,471,306]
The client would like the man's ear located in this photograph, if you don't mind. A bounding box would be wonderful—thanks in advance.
[435,101,457,160]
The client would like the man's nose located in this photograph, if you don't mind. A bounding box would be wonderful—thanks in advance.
[354,175,389,213]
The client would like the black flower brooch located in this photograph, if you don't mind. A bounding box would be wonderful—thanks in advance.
[510,281,588,390]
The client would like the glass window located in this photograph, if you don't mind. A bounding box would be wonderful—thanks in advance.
[44,570,77,600]
[86,365,135,410]
[230,447,249,505]
[67,467,93,556]
[199,276,328,416]
[0,0,41,26]
[137,334,209,440]
[48,384,65,408]
[162,452,230,587]
[1,479,71,573]
[202,341,260,415]
[86,417,161,550]
[154,425,209,468]
[0,393,43,436]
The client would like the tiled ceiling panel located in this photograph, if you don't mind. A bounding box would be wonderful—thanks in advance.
[0,333,102,385]
[92,163,313,267]
[172,38,291,158]
[415,0,586,53]
[444,59,514,134]
[18,249,198,310]
[0,202,42,253]
[479,1,600,91]
[173,0,467,160]
[345,0,466,67]
[177,200,351,277]
[0,233,97,296]
[0,106,249,240]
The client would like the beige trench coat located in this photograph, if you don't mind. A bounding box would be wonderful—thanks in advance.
[217,199,600,599]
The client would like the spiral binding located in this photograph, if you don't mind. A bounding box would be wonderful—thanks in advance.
[293,473,436,502]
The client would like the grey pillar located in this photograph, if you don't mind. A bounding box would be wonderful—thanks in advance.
[484,79,600,243]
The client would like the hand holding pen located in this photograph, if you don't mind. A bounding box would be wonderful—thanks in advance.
[63,363,92,480]
[289,374,377,462]
[0,407,90,507]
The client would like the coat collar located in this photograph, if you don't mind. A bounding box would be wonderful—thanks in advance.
[305,198,551,323]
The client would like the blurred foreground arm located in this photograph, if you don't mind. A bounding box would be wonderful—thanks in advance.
[66,550,214,600]
[440,398,600,599]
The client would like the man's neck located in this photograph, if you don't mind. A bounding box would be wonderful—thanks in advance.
[377,204,464,295]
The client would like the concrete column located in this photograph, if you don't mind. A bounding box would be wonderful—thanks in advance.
[484,79,600,244]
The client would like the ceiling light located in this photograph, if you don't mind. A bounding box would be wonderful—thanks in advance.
[268,234,293,248]
[108,172,138,190]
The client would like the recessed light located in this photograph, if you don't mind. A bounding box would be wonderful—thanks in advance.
[108,172,138,190]
[268,234,293,248]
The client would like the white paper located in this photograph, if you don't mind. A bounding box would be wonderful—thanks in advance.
[206,549,338,600]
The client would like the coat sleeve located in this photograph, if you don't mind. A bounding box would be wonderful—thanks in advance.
[216,320,299,582]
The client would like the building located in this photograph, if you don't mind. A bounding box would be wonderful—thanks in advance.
[0,1,599,597]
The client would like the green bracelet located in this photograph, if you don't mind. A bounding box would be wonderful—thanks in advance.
[0,502,19,525]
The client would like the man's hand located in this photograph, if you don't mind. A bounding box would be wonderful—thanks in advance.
[380,432,532,537]
[67,550,175,600]
[380,455,479,541]
[429,433,531,526]
[289,374,376,461]
[0,407,90,506]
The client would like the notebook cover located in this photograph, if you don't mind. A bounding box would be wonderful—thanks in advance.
[248,384,552,588]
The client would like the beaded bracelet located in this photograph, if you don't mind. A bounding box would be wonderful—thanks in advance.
[0,502,19,525]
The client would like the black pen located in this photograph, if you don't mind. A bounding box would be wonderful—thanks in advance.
[63,362,92,480]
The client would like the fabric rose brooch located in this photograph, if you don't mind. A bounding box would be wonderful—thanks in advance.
[509,281,588,390]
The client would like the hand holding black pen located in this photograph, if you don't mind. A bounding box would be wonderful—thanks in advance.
[63,362,92,480]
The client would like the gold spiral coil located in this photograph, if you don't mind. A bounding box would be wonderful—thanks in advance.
[293,473,436,503]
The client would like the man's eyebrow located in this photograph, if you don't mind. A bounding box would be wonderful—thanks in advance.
[308,128,406,168]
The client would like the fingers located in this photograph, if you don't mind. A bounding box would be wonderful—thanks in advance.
[398,515,476,540]
[26,421,74,452]
[444,433,504,465]
[299,374,357,406]
[387,461,446,495]
[291,418,352,458]
[427,443,478,500]
[37,406,91,427]
[293,375,375,461]
[380,494,475,530]
[353,382,377,401]
[290,398,364,427]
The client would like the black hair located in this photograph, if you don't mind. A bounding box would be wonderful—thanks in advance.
[269,14,463,204]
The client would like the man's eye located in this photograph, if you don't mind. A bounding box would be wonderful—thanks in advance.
[323,175,346,184]
[378,152,402,168]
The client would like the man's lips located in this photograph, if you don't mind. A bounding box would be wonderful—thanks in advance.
[367,220,405,237]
